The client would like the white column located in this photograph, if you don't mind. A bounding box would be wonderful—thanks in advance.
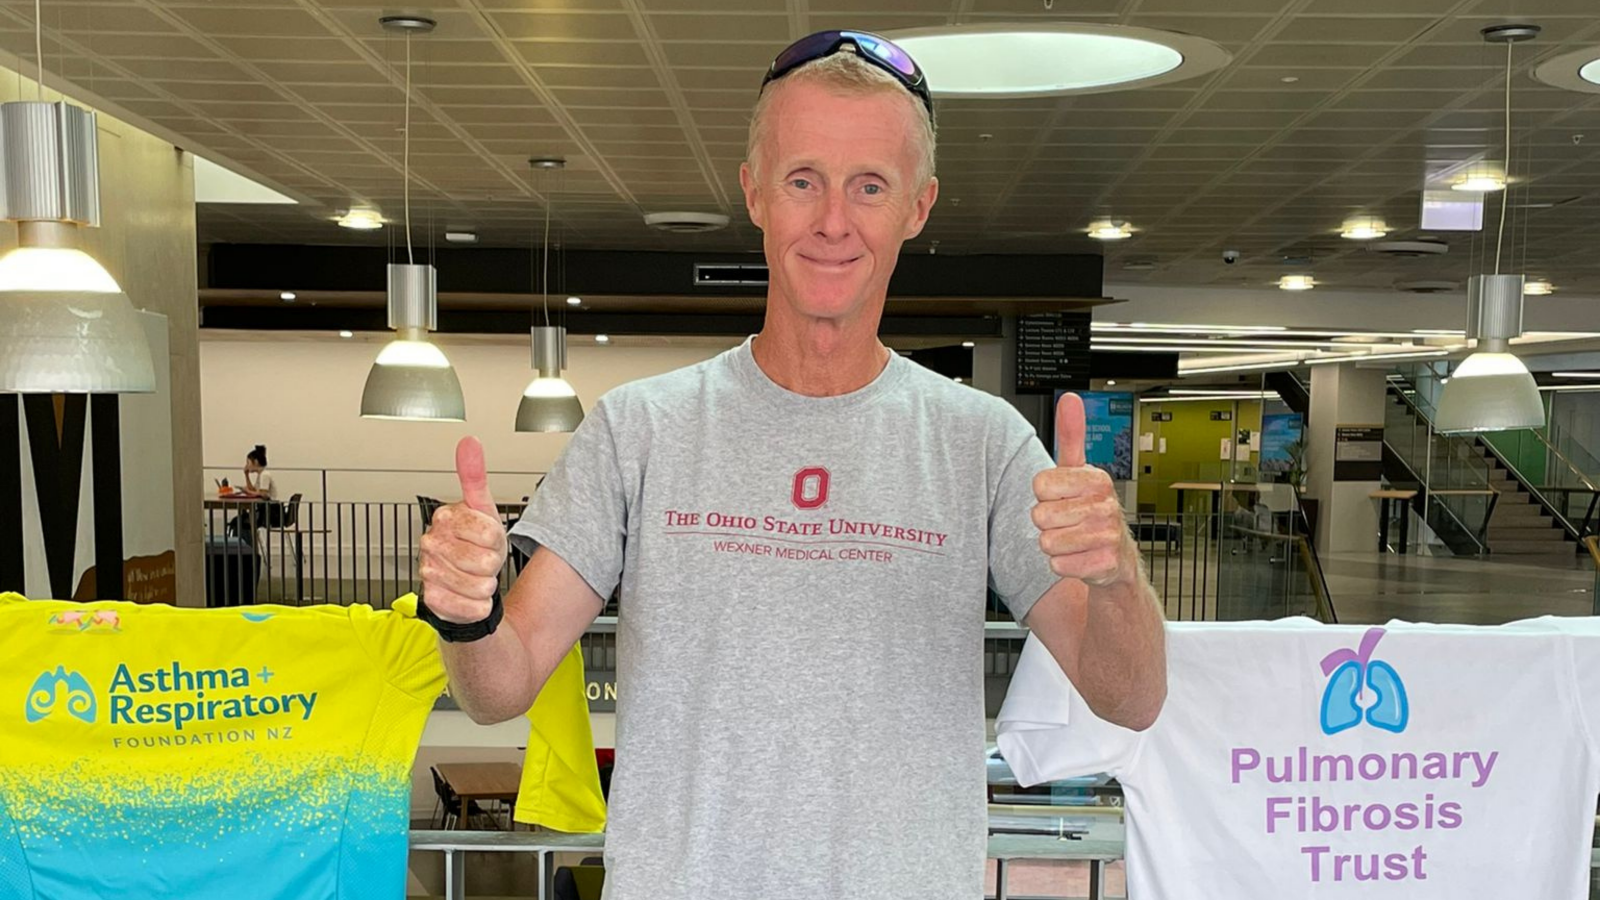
[1306,364,1389,554]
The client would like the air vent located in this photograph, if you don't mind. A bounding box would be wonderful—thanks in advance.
[645,211,730,233]
[1394,279,1459,294]
[1365,240,1449,258]
[694,263,769,286]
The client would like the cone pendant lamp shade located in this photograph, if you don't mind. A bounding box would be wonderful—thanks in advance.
[0,102,154,393]
[1434,274,1544,433]
[515,326,583,432]
[1433,351,1543,433]
[360,263,465,421]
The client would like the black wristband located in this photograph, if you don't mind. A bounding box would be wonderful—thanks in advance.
[416,590,504,643]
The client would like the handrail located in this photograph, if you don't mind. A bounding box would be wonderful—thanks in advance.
[1522,428,1600,492]
[1474,436,1580,540]
[401,828,1600,900]
[1381,385,1485,555]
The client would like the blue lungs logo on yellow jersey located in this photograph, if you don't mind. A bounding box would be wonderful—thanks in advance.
[1319,627,1408,735]
[25,666,98,724]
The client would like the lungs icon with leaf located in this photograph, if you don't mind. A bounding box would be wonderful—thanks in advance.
[1319,627,1409,736]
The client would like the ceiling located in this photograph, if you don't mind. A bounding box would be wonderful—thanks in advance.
[5,0,1600,295]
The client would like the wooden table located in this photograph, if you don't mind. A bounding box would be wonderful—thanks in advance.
[436,762,522,830]
[1370,489,1418,554]
[1170,482,1263,521]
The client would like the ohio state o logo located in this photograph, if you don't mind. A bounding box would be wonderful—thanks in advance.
[791,467,830,510]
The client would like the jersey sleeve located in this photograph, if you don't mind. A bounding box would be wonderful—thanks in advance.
[987,429,1059,625]
[509,397,629,601]
[353,596,448,703]
[995,634,1145,784]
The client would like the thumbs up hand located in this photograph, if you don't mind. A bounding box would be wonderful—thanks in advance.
[419,437,511,624]
[1032,393,1138,587]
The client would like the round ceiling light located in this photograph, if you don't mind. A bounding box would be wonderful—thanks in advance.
[1452,172,1505,193]
[884,24,1230,99]
[1087,219,1134,241]
[1523,280,1554,296]
[1278,275,1316,291]
[1533,46,1600,94]
[337,209,383,230]
[1340,217,1387,240]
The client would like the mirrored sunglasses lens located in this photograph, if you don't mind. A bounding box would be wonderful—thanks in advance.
[772,32,841,74]
[847,33,917,76]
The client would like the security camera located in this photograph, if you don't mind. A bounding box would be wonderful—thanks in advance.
[1222,250,1241,265]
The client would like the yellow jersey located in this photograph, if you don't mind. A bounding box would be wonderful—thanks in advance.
[0,593,445,899]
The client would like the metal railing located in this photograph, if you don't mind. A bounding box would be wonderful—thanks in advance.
[201,465,547,505]
[405,827,1600,900]
[407,828,1122,900]
[1386,367,1499,554]
[201,498,530,609]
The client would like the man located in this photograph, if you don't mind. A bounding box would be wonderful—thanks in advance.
[418,30,1167,900]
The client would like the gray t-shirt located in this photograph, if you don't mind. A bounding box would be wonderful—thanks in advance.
[511,337,1057,900]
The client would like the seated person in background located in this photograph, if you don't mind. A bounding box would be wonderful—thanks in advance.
[241,444,277,500]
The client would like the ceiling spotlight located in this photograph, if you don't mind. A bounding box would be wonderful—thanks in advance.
[953,377,963,383]
[1340,218,1387,240]
[1451,173,1506,193]
[444,231,478,244]
[1581,58,1599,85]
[339,330,354,339]
[962,341,975,348]
[1523,280,1554,295]
[279,291,296,301]
[1106,379,1117,386]
[1087,219,1134,241]
[594,334,610,344]
[566,296,583,306]
[1278,274,1316,291]
[337,209,383,230]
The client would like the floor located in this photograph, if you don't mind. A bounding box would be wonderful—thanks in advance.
[1321,549,1596,625]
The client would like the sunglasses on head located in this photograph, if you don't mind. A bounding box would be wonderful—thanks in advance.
[760,30,934,120]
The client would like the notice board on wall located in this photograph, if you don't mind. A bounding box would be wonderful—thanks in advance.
[1016,312,1091,393]
[1334,425,1384,481]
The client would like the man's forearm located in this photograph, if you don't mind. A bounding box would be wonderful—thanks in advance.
[438,626,540,725]
[1079,548,1168,730]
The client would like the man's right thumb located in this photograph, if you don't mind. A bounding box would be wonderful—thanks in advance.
[455,436,497,516]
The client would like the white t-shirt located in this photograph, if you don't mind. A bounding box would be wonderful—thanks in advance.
[997,618,1600,899]
[250,469,277,500]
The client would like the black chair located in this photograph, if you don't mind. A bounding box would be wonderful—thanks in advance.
[418,496,444,530]
[429,766,493,830]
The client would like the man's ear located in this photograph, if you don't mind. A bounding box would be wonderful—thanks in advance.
[739,162,764,231]
[904,175,938,240]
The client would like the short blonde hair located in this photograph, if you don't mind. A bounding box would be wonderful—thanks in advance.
[746,49,937,188]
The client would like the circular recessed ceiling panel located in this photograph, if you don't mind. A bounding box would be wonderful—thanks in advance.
[884,24,1231,99]
[1534,46,1600,94]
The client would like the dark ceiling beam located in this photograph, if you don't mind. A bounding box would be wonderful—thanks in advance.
[205,244,1104,300]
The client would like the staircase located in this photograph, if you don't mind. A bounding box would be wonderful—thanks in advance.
[1385,386,1576,559]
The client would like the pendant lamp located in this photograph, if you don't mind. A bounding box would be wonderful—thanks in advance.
[0,95,154,391]
[1435,24,1545,434]
[358,16,465,422]
[514,158,584,433]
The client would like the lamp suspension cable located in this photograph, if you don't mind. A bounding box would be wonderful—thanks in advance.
[542,171,551,327]
[34,0,42,100]
[1494,37,1511,275]
[403,30,413,265]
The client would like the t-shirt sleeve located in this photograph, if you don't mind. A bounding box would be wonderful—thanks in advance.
[995,634,1144,784]
[352,596,448,702]
[508,398,629,601]
[987,429,1059,625]
[1507,616,1600,754]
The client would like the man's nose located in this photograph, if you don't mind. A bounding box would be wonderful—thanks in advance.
[812,185,851,241]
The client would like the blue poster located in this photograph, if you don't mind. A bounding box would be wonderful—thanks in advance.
[1056,390,1134,480]
[1260,413,1304,474]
